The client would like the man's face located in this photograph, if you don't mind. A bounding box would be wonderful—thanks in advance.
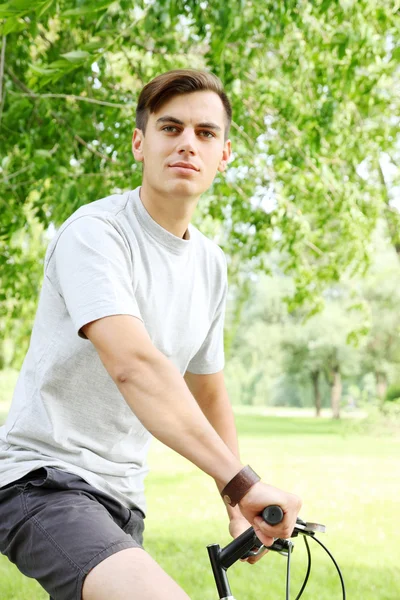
[132,91,231,200]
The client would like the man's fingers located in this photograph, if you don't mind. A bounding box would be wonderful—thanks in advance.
[248,547,269,564]
[253,525,274,548]
[240,547,269,564]
[254,515,294,541]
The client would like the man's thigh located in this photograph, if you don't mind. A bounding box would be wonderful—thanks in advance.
[0,467,144,600]
[82,547,190,600]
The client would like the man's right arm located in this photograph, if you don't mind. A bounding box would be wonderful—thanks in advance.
[83,314,243,486]
[82,314,301,546]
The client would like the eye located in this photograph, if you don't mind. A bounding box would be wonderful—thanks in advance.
[162,126,180,133]
[198,130,215,138]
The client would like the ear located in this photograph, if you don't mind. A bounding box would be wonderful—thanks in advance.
[132,129,145,162]
[217,139,232,173]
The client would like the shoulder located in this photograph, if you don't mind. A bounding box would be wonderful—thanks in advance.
[58,191,131,235]
[45,191,136,267]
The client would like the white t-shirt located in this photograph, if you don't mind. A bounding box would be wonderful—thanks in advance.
[0,187,227,513]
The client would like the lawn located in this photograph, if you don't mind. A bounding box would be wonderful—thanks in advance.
[0,387,399,599]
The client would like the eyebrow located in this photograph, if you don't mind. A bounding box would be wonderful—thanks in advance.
[156,115,222,131]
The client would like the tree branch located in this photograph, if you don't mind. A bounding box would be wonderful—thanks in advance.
[231,120,254,145]
[0,36,5,103]
[73,134,116,163]
[120,46,144,85]
[5,67,117,164]
[0,36,6,125]
[133,40,167,55]
[377,157,390,205]
[305,240,324,256]
[241,98,264,135]
[9,90,134,109]
[5,65,31,95]
[38,29,53,48]
[377,156,400,255]
[2,165,32,182]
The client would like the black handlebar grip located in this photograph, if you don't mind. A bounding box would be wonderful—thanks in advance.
[262,505,284,525]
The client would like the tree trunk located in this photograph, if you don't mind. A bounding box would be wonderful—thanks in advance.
[378,159,400,258]
[331,369,342,419]
[0,340,5,371]
[224,279,251,360]
[376,372,387,404]
[311,371,321,417]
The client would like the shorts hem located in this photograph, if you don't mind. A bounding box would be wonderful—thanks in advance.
[76,540,143,600]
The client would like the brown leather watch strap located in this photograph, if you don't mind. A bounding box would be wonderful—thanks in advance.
[221,465,261,507]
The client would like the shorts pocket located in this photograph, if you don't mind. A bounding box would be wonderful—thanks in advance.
[18,467,49,491]
[122,508,145,546]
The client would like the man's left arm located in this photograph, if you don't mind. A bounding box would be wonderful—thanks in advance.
[184,370,267,563]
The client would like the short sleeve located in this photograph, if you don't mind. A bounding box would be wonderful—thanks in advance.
[186,274,227,375]
[47,216,142,338]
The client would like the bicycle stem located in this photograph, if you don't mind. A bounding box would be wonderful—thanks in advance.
[207,525,292,599]
[208,507,293,599]
[207,543,233,599]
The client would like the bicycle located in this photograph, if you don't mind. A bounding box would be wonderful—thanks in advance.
[207,506,346,600]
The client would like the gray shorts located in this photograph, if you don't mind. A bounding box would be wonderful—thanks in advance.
[0,466,145,600]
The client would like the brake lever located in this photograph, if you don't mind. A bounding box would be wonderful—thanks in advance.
[242,513,325,559]
[293,517,326,536]
[243,537,293,558]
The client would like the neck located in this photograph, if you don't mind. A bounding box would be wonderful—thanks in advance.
[139,181,198,239]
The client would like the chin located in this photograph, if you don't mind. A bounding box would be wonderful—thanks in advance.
[167,180,204,197]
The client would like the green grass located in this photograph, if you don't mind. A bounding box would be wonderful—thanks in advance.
[0,391,399,598]
[143,418,400,600]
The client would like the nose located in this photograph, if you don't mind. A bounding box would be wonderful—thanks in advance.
[177,129,197,156]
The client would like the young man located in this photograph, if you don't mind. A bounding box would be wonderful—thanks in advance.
[0,70,301,600]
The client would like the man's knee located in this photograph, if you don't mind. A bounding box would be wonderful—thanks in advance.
[82,547,190,600]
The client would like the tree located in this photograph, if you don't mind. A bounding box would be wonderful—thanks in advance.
[357,232,400,402]
[282,301,361,418]
[226,221,400,416]
[0,192,47,367]
[1,0,399,330]
[283,335,325,417]
[225,272,292,407]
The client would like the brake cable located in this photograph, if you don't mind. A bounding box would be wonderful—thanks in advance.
[294,536,310,600]
[207,506,346,600]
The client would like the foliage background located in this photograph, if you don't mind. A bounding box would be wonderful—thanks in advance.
[1,1,400,408]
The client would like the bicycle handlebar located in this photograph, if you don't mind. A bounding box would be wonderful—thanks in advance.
[207,505,331,600]
[207,505,291,599]
[262,505,284,525]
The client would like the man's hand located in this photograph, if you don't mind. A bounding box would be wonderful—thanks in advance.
[229,516,269,564]
[238,481,302,548]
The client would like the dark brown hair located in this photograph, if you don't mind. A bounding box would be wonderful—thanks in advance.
[136,69,232,140]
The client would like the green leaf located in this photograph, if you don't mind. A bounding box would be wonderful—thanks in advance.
[35,73,58,88]
[37,0,54,17]
[47,59,72,69]
[11,0,42,9]
[29,64,56,75]
[0,16,28,34]
[82,39,104,51]
[0,6,19,18]
[60,50,91,63]
[35,149,52,158]
[391,47,400,62]
[62,3,112,17]
[0,0,45,17]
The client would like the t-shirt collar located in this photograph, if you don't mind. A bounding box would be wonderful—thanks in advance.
[131,187,192,255]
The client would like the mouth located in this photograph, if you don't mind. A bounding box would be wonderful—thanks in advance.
[169,162,199,172]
